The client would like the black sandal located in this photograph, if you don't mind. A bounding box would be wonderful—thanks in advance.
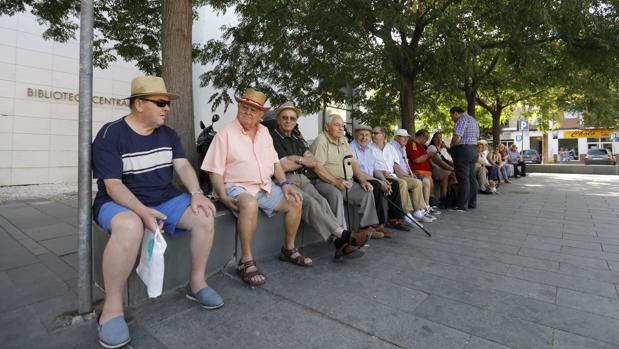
[237,259,266,286]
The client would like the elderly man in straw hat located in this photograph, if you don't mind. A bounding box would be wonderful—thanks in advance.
[92,76,222,348]
[270,102,370,260]
[310,114,384,238]
[202,88,310,287]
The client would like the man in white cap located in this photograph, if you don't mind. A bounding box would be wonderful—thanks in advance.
[202,88,310,288]
[92,76,221,348]
[391,129,436,221]
[371,127,433,223]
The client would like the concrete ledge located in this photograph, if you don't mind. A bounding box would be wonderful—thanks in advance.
[528,164,619,175]
[92,202,329,307]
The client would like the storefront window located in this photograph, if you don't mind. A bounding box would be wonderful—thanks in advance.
[587,137,613,153]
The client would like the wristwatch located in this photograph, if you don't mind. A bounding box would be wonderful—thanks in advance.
[297,157,303,165]
[190,188,204,195]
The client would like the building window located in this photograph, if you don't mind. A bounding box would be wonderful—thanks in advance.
[587,137,613,152]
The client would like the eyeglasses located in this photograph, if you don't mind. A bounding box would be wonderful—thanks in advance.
[140,98,171,108]
[371,132,382,135]
[280,115,297,122]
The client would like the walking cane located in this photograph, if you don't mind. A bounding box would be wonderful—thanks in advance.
[382,194,431,237]
[342,155,353,229]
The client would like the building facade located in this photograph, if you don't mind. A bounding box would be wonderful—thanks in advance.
[499,109,617,163]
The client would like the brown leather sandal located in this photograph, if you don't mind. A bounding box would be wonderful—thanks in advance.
[334,242,364,260]
[237,259,266,286]
[349,227,371,247]
[279,247,313,267]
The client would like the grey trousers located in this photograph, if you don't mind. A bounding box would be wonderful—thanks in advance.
[313,179,379,229]
[286,173,339,240]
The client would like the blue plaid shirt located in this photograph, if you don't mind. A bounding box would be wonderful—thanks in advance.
[454,113,480,145]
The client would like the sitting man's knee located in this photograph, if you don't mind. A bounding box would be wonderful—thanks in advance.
[110,212,144,245]
[237,196,259,212]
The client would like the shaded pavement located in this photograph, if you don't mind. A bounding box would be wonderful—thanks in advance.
[1,173,619,348]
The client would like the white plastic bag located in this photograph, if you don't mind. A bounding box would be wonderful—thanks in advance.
[136,227,167,298]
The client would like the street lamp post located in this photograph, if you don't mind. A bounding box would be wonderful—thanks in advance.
[77,0,94,315]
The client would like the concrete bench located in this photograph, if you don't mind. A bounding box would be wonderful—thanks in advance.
[92,201,327,307]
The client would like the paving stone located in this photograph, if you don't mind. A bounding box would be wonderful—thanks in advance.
[37,253,76,281]
[413,296,553,349]
[557,288,619,319]
[487,293,619,346]
[1,263,69,312]
[608,260,619,272]
[0,226,10,240]
[61,253,78,270]
[28,292,77,331]
[24,222,76,242]
[0,237,38,271]
[464,336,515,349]
[18,237,49,255]
[0,306,47,348]
[561,246,619,262]
[506,265,617,298]
[553,330,618,349]
[518,247,610,270]
[30,202,76,220]
[558,262,619,284]
[0,215,27,240]
[39,235,77,256]
[526,235,603,251]
[0,206,61,231]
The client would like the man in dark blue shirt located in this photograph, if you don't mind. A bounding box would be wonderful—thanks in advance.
[92,76,222,348]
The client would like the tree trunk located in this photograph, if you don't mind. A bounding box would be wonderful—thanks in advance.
[491,108,503,147]
[466,88,476,117]
[161,0,196,184]
[541,131,550,164]
[400,78,416,135]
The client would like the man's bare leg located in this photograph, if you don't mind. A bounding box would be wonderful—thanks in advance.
[177,208,215,293]
[274,197,310,264]
[235,193,263,284]
[100,211,144,324]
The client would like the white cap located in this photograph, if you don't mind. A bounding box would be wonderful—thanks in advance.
[394,129,411,137]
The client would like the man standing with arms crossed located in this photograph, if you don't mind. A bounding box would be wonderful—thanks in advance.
[449,106,480,211]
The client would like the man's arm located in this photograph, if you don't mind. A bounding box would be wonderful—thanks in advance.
[208,172,238,211]
[279,156,303,172]
[103,179,166,233]
[173,158,216,217]
[393,163,409,178]
[273,162,303,202]
[351,160,374,192]
[450,135,462,147]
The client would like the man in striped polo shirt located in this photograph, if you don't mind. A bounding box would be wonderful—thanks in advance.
[450,106,480,211]
[92,76,222,348]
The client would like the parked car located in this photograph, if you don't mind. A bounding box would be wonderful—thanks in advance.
[521,149,541,164]
[585,148,616,165]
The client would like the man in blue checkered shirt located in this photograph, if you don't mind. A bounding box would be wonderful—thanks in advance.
[449,106,480,211]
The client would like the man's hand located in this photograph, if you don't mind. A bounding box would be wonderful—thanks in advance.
[218,195,239,212]
[333,178,348,191]
[301,151,317,168]
[190,193,216,218]
[282,184,303,203]
[137,207,166,233]
[380,180,391,194]
[361,181,373,192]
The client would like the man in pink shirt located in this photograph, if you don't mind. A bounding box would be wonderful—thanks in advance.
[202,88,310,286]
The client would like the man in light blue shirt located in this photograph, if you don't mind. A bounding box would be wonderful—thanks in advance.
[350,125,409,232]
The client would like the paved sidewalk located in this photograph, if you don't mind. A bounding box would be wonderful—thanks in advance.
[2,173,619,348]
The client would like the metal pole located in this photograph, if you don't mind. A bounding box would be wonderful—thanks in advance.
[77,0,94,315]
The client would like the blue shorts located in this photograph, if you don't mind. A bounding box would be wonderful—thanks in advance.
[225,185,284,218]
[96,194,191,237]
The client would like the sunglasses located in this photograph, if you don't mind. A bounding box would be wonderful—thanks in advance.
[140,98,171,108]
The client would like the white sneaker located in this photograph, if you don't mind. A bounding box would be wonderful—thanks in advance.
[414,210,435,222]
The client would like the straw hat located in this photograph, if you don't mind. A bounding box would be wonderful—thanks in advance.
[235,88,269,111]
[127,76,179,100]
[275,101,302,118]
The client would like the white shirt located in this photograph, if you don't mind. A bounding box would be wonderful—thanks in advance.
[369,142,400,177]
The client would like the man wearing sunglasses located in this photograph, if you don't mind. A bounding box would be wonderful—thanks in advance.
[270,102,369,260]
[92,76,221,348]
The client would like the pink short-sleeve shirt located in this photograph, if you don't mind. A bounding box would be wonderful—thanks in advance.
[201,118,279,196]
